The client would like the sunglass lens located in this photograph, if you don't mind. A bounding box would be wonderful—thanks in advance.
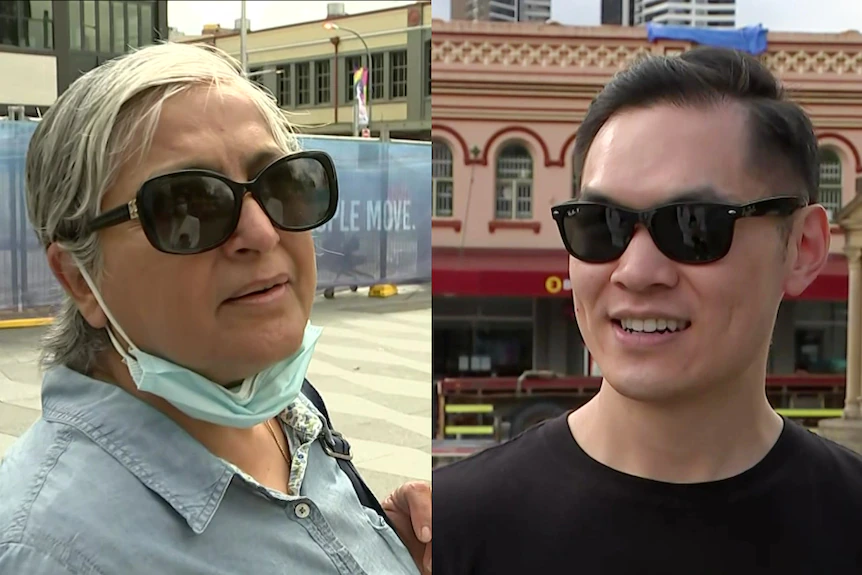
[146,175,236,253]
[562,204,634,263]
[650,204,734,264]
[257,157,334,230]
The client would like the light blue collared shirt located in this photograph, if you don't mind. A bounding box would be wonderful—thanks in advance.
[0,366,417,574]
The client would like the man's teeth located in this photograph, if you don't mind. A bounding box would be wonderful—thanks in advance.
[620,318,689,333]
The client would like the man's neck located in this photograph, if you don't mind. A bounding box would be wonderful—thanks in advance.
[568,368,784,484]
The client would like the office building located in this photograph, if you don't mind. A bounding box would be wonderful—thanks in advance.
[0,1,168,117]
[452,0,552,23]
[601,0,736,28]
[189,2,431,141]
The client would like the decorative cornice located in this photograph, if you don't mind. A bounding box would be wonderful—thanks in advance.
[432,32,862,90]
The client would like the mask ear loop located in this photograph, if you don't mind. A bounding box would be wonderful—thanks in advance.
[74,260,139,364]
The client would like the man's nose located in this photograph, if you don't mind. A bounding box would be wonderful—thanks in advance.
[609,226,679,292]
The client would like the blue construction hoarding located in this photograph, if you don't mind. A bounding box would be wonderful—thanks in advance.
[0,122,430,314]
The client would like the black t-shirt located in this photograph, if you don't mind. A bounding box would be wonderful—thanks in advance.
[434,413,862,575]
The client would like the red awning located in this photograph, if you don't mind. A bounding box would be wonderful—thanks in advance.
[432,248,848,300]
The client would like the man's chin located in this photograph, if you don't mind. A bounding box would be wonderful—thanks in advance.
[601,372,697,405]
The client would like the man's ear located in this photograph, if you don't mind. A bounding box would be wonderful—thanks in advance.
[45,243,108,330]
[783,204,830,297]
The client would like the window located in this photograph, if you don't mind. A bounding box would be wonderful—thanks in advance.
[432,140,453,217]
[0,1,54,50]
[345,55,361,102]
[139,2,153,45]
[315,59,330,104]
[126,2,139,47]
[97,0,109,51]
[296,62,310,106]
[276,64,291,107]
[818,148,842,221]
[390,49,407,99]
[82,0,96,51]
[495,143,533,219]
[69,0,81,49]
[112,1,126,52]
[425,39,431,96]
[71,0,155,54]
[371,53,384,100]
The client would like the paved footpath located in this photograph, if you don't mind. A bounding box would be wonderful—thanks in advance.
[0,285,431,500]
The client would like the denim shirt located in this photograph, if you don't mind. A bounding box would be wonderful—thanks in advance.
[0,366,418,575]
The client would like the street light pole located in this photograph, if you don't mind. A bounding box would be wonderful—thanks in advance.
[323,23,372,132]
[240,0,248,74]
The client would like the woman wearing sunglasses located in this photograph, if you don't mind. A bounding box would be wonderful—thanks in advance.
[0,43,429,574]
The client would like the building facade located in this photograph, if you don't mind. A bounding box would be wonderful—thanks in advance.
[452,0,552,23]
[195,2,432,141]
[431,19,862,382]
[602,0,736,28]
[0,0,167,117]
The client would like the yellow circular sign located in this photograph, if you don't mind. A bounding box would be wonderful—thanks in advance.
[545,275,563,294]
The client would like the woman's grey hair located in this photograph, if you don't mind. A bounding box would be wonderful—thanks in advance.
[26,42,300,374]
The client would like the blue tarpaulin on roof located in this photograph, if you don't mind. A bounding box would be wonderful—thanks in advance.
[646,23,769,55]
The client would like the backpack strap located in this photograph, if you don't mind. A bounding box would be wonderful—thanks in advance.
[301,380,398,533]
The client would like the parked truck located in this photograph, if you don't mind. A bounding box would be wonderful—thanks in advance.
[432,371,846,468]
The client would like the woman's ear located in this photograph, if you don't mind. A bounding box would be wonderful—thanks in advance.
[46,244,108,329]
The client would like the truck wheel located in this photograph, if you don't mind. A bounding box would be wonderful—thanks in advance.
[323,288,335,299]
[509,401,567,438]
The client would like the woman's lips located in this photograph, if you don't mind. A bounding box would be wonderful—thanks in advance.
[225,282,287,305]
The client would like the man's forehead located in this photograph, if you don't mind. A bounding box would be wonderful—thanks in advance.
[580,185,733,207]
[580,104,754,206]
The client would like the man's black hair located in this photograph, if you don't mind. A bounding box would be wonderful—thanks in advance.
[572,47,820,203]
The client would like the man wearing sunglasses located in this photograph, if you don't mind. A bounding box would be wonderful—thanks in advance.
[434,47,862,574]
[0,43,431,574]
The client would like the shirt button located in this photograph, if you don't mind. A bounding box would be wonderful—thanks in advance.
[294,503,311,519]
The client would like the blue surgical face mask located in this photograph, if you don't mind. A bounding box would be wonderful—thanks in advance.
[76,264,322,428]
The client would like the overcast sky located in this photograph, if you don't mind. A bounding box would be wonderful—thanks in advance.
[431,0,862,33]
[168,1,417,35]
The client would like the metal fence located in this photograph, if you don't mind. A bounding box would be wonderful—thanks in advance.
[0,123,431,316]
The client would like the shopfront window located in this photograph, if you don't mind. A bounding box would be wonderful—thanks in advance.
[434,321,533,378]
[433,297,535,379]
[791,301,847,374]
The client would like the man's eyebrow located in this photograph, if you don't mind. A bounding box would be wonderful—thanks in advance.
[579,185,729,206]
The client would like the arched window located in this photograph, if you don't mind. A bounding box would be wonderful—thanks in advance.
[432,140,453,217]
[495,142,533,219]
[818,148,843,220]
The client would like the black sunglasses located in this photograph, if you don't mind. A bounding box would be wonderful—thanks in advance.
[87,151,338,255]
[551,196,807,265]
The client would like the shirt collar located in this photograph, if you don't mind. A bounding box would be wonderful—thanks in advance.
[40,365,235,534]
